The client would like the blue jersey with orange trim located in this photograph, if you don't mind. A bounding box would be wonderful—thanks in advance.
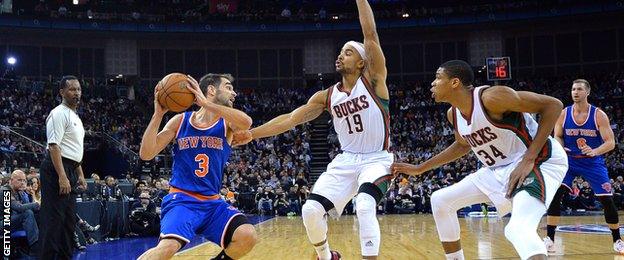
[562,105,604,161]
[170,111,231,196]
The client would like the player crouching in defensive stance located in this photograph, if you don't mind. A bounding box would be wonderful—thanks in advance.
[393,60,568,260]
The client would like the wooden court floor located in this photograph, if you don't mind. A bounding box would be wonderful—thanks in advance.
[174,214,624,259]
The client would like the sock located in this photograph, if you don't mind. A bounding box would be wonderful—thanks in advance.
[612,228,621,243]
[314,241,332,260]
[211,250,233,260]
[547,225,556,241]
[445,249,464,260]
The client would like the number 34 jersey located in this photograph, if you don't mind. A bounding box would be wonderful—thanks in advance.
[327,76,391,154]
[170,111,232,196]
[453,86,553,168]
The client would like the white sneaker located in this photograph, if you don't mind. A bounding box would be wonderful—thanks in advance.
[613,239,624,254]
[543,237,555,253]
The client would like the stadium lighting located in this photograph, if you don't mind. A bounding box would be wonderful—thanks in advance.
[73,0,79,5]
[332,15,339,20]
[7,57,16,65]
[402,13,410,18]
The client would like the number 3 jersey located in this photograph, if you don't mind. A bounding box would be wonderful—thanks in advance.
[170,111,231,196]
[453,86,553,167]
[327,76,391,153]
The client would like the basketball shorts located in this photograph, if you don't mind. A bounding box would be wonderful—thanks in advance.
[562,157,611,195]
[465,139,568,216]
[160,192,242,248]
[311,150,394,218]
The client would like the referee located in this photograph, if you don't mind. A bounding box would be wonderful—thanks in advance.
[39,75,87,259]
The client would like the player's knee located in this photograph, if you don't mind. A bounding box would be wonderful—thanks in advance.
[431,190,448,215]
[598,196,619,224]
[302,200,325,223]
[504,222,523,243]
[23,209,34,218]
[233,224,257,250]
[158,239,182,257]
[355,193,376,217]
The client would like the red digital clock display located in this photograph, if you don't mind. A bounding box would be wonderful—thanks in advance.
[486,57,511,81]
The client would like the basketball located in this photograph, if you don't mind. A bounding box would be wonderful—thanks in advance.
[157,73,195,112]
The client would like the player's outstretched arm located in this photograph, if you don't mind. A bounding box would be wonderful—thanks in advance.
[251,90,327,140]
[139,85,181,160]
[588,109,615,156]
[356,0,389,100]
[392,108,471,176]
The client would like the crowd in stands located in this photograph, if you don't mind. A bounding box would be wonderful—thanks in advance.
[1,71,624,253]
[6,0,590,24]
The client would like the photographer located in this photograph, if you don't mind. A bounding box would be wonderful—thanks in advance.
[129,191,159,237]
[287,185,301,215]
[256,186,274,215]
[273,187,289,216]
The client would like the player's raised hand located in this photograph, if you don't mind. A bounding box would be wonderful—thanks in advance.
[185,75,210,108]
[505,158,534,198]
[391,162,425,176]
[580,145,597,157]
[232,130,253,147]
[153,83,168,115]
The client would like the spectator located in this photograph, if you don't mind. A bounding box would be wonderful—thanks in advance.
[578,181,597,210]
[4,170,40,253]
[256,186,274,215]
[273,187,289,216]
[27,176,41,204]
[129,191,159,237]
[27,166,38,179]
[102,175,122,201]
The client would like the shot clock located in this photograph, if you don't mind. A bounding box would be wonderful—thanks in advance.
[486,57,511,81]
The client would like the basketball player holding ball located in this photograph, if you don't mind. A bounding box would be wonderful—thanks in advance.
[138,73,257,260]
[234,1,391,259]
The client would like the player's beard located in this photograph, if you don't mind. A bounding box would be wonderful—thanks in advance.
[215,91,233,107]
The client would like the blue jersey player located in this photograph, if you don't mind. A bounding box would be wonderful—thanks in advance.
[138,74,256,260]
[544,79,621,254]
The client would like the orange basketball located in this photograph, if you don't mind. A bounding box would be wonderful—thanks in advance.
[157,73,195,112]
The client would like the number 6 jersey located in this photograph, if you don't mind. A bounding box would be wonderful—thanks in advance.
[453,86,552,167]
[327,76,391,153]
[170,111,232,196]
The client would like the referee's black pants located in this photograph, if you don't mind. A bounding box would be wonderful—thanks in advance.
[38,155,79,260]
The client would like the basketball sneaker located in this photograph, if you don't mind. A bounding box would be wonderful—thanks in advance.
[613,239,624,254]
[317,250,341,260]
[543,237,556,253]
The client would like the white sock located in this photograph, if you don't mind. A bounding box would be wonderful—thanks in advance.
[445,249,464,260]
[314,241,332,260]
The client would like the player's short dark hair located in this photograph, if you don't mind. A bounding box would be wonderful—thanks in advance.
[59,75,78,89]
[439,60,474,87]
[573,79,591,91]
[199,73,234,93]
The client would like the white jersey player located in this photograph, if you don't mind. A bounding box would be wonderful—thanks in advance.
[233,1,391,259]
[393,60,568,260]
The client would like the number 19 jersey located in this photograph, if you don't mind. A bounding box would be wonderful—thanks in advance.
[170,111,231,196]
[453,86,552,167]
[327,76,391,153]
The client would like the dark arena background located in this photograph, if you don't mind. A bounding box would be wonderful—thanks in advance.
[1,0,624,259]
